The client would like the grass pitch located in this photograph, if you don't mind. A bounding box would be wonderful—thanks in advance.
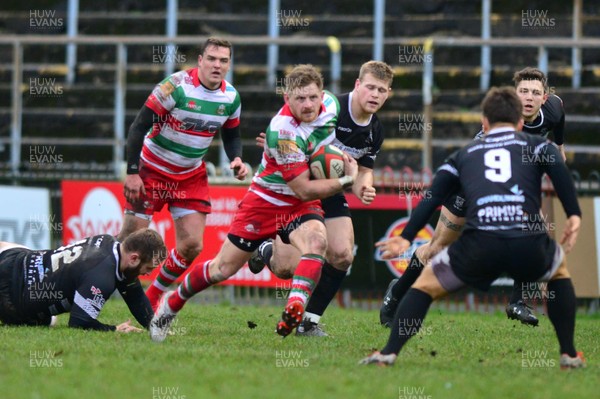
[0,299,597,399]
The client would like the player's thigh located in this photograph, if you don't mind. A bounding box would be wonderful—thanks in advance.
[173,212,207,246]
[272,235,301,272]
[118,213,151,240]
[324,216,354,268]
[210,237,253,280]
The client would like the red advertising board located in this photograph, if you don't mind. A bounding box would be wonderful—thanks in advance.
[61,180,289,287]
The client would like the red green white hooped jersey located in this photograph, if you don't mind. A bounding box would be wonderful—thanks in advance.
[250,90,340,206]
[142,68,241,178]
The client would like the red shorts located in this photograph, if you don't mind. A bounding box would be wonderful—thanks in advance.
[228,190,324,252]
[124,162,211,216]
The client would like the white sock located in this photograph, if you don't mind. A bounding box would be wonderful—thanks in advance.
[304,312,321,324]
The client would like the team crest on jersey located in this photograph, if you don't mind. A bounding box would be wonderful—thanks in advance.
[217,104,226,115]
[91,286,102,295]
[244,223,260,233]
[159,81,176,98]
[374,217,434,278]
[277,139,299,155]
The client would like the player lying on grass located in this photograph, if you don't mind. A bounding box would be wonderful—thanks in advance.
[149,64,359,342]
[247,60,393,337]
[0,228,166,332]
[380,67,567,327]
[362,86,585,369]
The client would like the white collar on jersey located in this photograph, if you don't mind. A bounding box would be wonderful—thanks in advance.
[348,91,373,127]
[114,242,125,282]
[525,107,544,129]
[487,127,516,136]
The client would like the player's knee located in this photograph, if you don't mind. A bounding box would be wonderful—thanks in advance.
[306,230,328,256]
[412,267,446,300]
[177,239,202,263]
[272,266,294,280]
[327,247,353,270]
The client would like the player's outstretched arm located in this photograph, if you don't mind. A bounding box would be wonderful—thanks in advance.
[115,320,143,333]
[117,278,154,329]
[560,215,581,254]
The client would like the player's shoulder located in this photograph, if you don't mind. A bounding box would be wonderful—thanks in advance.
[223,79,239,95]
[323,90,341,115]
[542,94,564,119]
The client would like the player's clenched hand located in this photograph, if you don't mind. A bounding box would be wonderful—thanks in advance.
[230,157,249,181]
[375,236,411,260]
[115,320,143,333]
[255,132,266,148]
[560,215,580,254]
[123,174,146,204]
[357,185,376,205]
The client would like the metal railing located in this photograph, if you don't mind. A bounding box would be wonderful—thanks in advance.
[2,35,600,178]
[0,34,342,180]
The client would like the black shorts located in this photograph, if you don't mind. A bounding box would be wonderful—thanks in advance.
[321,193,351,219]
[0,248,51,326]
[431,231,560,292]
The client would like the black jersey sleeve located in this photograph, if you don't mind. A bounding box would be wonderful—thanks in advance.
[540,143,581,217]
[117,278,153,329]
[68,267,116,331]
[221,125,243,161]
[401,161,461,241]
[442,192,467,218]
[126,105,156,174]
[550,96,565,145]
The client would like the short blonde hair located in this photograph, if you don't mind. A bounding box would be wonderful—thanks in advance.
[359,61,394,86]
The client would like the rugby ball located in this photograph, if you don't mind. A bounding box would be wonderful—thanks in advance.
[309,145,345,179]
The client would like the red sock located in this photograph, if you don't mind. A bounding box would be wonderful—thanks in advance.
[168,260,213,312]
[146,249,190,307]
[287,254,325,308]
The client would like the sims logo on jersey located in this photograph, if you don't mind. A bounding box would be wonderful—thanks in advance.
[374,217,434,278]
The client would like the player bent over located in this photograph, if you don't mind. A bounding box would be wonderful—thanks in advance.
[0,229,166,332]
[249,61,394,336]
[380,67,567,327]
[362,87,585,369]
[150,64,359,342]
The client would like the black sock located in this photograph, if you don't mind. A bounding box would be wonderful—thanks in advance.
[390,252,425,301]
[510,280,524,304]
[546,278,577,357]
[261,241,274,271]
[305,262,347,317]
[381,288,433,355]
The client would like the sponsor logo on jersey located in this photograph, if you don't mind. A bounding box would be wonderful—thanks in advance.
[278,129,296,140]
[374,217,434,278]
[187,100,200,110]
[91,286,102,295]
